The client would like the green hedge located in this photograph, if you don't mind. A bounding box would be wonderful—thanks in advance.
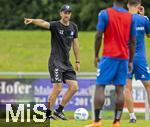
[0,0,150,30]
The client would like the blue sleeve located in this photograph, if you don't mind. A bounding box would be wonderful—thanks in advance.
[130,15,137,39]
[96,10,108,32]
[144,16,150,34]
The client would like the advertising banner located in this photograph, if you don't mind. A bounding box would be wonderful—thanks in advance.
[0,79,146,111]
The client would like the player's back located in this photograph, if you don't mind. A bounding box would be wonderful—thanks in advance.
[103,7,132,59]
[133,14,148,59]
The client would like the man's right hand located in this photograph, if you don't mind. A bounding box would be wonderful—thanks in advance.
[128,62,133,73]
[24,18,33,25]
[24,18,50,29]
[94,57,99,68]
[138,6,145,16]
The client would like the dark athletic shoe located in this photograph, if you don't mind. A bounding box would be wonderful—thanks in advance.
[46,115,57,120]
[129,119,136,123]
[53,110,68,120]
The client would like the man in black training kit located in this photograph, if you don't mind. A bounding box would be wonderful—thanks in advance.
[24,5,80,120]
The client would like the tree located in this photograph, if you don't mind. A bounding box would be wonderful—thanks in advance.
[0,0,149,30]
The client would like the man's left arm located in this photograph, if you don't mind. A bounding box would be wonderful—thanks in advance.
[73,38,80,72]
[145,17,150,38]
[94,10,108,68]
[138,6,150,37]
[128,15,136,72]
[94,31,103,67]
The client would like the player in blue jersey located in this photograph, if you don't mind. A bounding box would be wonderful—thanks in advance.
[125,0,150,123]
[85,0,136,127]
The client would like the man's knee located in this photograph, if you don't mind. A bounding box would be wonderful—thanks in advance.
[48,84,62,100]
[124,87,131,95]
[145,84,150,94]
[146,85,150,91]
[69,83,78,93]
[143,81,150,91]
[52,83,62,93]
[116,87,124,100]
[116,95,124,106]
[116,85,124,93]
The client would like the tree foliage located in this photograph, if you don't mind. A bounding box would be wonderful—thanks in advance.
[0,0,149,30]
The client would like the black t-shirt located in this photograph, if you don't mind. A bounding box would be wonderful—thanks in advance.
[49,21,78,71]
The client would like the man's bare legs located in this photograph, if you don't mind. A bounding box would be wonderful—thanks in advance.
[47,80,78,120]
[85,85,125,127]
[124,79,136,122]
[125,80,150,122]
[48,83,62,110]
[46,83,62,119]
[60,80,78,106]
[142,80,150,106]
[113,85,125,124]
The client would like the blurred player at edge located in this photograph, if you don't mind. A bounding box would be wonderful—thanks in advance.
[85,0,136,127]
[24,4,80,120]
[124,0,150,123]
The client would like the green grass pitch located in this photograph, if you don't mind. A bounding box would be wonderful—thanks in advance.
[1,119,149,127]
[51,120,150,127]
[1,111,149,127]
[0,30,150,72]
[50,111,150,127]
[0,31,150,126]
[0,119,149,127]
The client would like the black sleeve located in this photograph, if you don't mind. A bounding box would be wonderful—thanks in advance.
[49,21,56,31]
[73,24,78,39]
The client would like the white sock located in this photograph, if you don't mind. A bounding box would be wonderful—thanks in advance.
[129,113,136,120]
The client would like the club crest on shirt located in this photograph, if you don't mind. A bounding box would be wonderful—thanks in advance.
[59,30,64,35]
[70,31,74,36]
[66,31,74,38]
[141,75,145,79]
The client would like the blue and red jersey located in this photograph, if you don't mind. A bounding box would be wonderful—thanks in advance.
[97,6,136,59]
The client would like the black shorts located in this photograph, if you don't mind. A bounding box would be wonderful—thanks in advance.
[49,66,76,83]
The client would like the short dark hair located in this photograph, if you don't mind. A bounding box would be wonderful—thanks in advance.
[114,0,127,4]
[128,0,141,5]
